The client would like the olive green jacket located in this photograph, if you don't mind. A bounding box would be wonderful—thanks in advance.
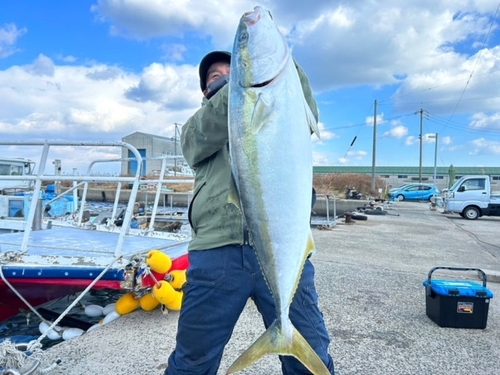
[181,62,318,251]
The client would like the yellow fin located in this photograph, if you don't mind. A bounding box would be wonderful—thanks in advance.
[305,98,321,139]
[228,173,242,212]
[226,320,330,375]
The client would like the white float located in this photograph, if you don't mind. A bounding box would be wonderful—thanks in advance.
[102,303,116,316]
[39,321,62,340]
[84,304,104,317]
[62,327,85,340]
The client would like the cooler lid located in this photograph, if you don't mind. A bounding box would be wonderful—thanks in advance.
[423,279,494,298]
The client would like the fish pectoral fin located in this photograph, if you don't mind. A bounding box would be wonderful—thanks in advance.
[226,320,330,375]
[305,99,321,139]
[307,231,316,257]
[228,170,244,214]
[250,93,272,133]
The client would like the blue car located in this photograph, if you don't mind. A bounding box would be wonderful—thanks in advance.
[389,184,440,201]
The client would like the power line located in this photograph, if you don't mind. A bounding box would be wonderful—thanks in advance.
[438,2,500,133]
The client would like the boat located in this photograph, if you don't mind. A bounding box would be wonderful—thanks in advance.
[0,141,193,324]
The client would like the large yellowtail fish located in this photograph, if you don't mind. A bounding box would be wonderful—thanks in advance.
[227,6,328,375]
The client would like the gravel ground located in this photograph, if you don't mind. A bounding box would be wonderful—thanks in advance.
[41,201,500,375]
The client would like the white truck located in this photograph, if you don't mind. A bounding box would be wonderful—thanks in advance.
[444,175,500,220]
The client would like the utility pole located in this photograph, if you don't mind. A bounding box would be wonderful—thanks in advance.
[371,99,377,192]
[428,133,438,190]
[416,109,424,184]
[174,123,181,156]
[174,123,182,176]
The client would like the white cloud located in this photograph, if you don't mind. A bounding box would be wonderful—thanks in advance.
[346,150,367,159]
[161,43,188,62]
[125,62,199,109]
[469,112,500,130]
[337,157,348,165]
[442,136,452,145]
[365,113,385,127]
[90,0,258,46]
[469,138,500,155]
[312,151,330,165]
[25,54,55,76]
[313,122,337,143]
[0,23,26,58]
[0,55,202,144]
[405,135,418,146]
[383,125,408,139]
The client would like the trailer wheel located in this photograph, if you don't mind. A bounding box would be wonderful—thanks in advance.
[463,206,479,220]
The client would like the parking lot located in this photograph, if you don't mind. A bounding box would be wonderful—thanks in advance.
[44,201,500,375]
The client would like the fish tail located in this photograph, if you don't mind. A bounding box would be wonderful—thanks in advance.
[226,320,330,375]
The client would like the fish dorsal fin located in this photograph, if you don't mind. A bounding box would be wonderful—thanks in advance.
[305,99,321,140]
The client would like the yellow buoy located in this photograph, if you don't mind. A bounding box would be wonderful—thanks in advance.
[146,250,172,274]
[165,291,183,311]
[152,280,176,305]
[168,269,187,290]
[139,293,161,311]
[115,292,139,315]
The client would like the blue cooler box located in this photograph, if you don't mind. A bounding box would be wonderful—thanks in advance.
[423,267,494,329]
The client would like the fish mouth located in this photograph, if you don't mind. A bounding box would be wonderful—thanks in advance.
[242,7,262,25]
[251,79,273,88]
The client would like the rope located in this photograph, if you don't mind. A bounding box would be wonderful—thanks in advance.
[0,261,47,323]
[32,253,122,346]
[0,340,44,374]
[0,251,122,373]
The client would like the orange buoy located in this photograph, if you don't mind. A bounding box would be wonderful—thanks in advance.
[168,269,187,290]
[146,250,172,274]
[165,291,183,311]
[152,280,176,305]
[115,292,139,315]
[139,293,161,311]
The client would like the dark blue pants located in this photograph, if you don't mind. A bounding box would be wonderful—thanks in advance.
[165,245,334,374]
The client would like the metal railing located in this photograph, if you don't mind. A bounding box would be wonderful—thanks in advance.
[0,141,193,257]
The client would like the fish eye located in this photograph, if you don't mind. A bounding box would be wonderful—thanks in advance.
[239,32,248,44]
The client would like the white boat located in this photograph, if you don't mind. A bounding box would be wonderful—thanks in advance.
[0,141,192,323]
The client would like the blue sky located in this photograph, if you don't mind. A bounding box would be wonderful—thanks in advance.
[1,0,500,174]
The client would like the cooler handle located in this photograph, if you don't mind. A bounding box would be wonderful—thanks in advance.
[426,266,487,296]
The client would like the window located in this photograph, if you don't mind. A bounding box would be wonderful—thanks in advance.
[379,175,390,178]
[11,166,23,175]
[398,175,408,179]
[492,176,500,181]
[0,164,9,175]
[461,178,486,191]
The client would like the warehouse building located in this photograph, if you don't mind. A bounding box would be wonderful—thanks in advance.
[120,132,183,176]
[313,165,500,191]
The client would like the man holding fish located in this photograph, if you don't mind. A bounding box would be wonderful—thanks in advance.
[166,6,334,375]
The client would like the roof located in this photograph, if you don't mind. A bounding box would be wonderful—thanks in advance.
[122,131,177,143]
[312,166,500,176]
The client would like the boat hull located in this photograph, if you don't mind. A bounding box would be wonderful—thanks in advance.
[0,276,121,322]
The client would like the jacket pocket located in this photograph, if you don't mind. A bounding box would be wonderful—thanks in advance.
[188,179,206,233]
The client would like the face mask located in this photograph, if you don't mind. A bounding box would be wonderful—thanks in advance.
[206,74,229,99]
